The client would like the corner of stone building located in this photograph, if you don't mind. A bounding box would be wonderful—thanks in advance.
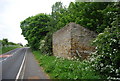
[52,22,97,60]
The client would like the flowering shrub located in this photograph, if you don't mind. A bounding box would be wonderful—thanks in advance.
[90,6,120,79]
[40,32,53,55]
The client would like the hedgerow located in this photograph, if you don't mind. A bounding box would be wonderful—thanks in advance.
[90,2,120,79]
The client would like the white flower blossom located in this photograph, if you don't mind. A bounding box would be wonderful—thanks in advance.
[116,69,119,73]
[100,63,104,67]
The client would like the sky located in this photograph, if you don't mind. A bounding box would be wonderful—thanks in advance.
[0,0,74,45]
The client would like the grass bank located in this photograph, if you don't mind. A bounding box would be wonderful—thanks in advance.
[0,46,20,54]
[33,51,103,79]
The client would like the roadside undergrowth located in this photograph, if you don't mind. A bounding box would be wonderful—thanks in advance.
[33,51,104,79]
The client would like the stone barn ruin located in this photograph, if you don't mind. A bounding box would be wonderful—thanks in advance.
[53,23,97,60]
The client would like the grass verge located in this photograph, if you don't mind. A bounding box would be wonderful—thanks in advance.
[0,46,20,54]
[33,51,104,79]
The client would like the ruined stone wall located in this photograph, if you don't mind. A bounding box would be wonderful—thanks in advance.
[52,24,72,58]
[71,23,97,59]
[53,23,97,60]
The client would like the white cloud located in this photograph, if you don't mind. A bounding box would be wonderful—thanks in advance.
[0,0,74,45]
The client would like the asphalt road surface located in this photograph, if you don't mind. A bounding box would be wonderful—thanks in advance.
[0,47,49,80]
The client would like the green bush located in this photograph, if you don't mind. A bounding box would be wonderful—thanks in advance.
[40,32,53,55]
[33,51,103,79]
[90,3,120,79]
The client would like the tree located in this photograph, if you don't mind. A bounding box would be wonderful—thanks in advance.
[39,2,66,54]
[2,38,8,46]
[50,2,66,31]
[20,2,118,56]
[20,13,50,50]
[67,2,114,33]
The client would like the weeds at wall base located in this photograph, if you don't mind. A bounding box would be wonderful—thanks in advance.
[33,51,105,79]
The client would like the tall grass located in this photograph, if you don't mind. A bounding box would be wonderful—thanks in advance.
[33,51,104,79]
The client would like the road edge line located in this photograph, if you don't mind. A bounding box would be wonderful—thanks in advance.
[15,48,27,81]
[21,49,27,80]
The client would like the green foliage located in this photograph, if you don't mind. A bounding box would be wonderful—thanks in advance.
[0,39,22,54]
[8,42,17,45]
[90,2,120,79]
[2,38,8,46]
[0,38,20,46]
[20,2,120,79]
[20,2,117,54]
[43,2,116,54]
[43,2,112,54]
[33,51,103,79]
[20,13,50,50]
[66,2,114,33]
[1,46,20,54]
[40,32,53,55]
[50,2,67,31]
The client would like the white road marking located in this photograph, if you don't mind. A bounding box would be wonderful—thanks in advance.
[21,49,27,80]
[15,48,27,81]
[21,58,26,80]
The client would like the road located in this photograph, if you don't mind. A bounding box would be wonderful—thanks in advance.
[0,47,49,80]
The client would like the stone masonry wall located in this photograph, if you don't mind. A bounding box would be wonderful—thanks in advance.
[53,23,97,60]
[52,24,71,58]
[71,23,97,59]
